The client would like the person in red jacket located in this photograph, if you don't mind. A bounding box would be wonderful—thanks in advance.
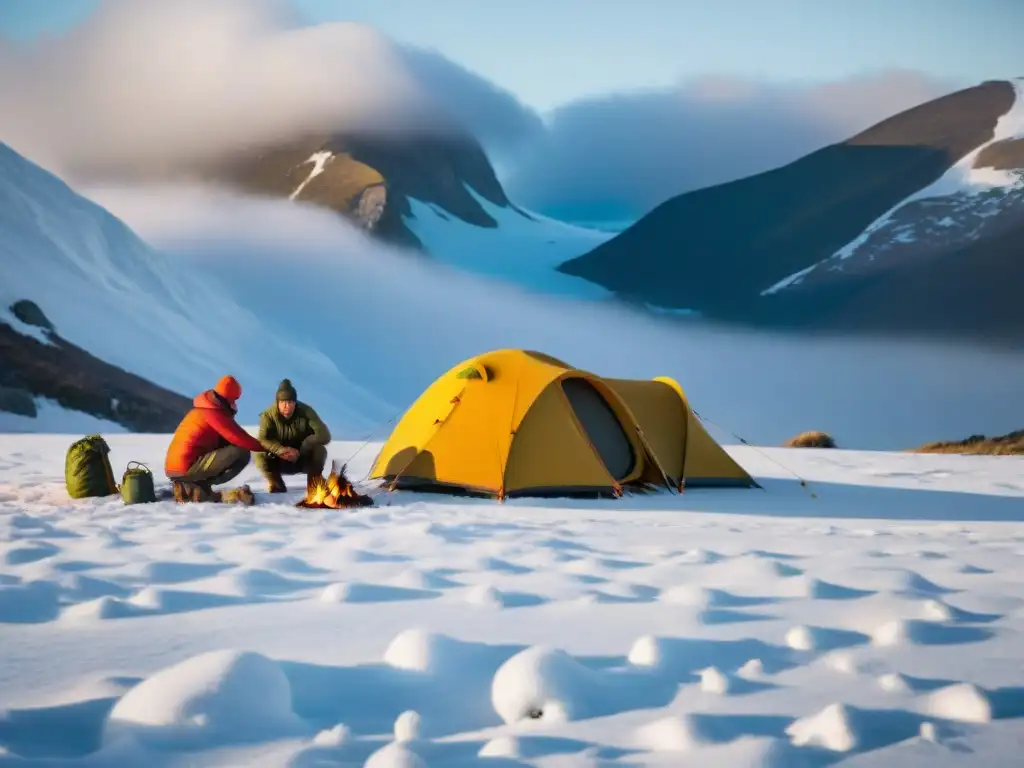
[165,375,263,504]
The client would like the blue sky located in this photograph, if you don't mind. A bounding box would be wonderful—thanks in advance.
[1,0,1020,111]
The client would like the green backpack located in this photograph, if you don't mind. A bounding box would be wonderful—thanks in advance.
[65,434,119,499]
[120,461,157,505]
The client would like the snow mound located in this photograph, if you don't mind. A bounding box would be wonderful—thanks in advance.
[259,555,327,575]
[363,742,427,768]
[699,666,731,694]
[634,714,715,752]
[926,683,993,723]
[390,568,460,590]
[738,659,765,679]
[707,736,815,768]
[786,703,860,752]
[661,585,725,608]
[919,721,940,742]
[62,595,139,621]
[125,586,233,614]
[1,540,60,565]
[871,618,951,647]
[823,651,859,675]
[491,646,600,724]
[715,554,803,582]
[889,570,954,597]
[221,567,319,598]
[393,710,421,743]
[676,548,723,564]
[104,649,301,747]
[921,598,956,621]
[320,582,353,603]
[0,579,60,623]
[383,629,460,673]
[312,723,350,747]
[785,625,819,651]
[478,736,522,758]
[877,672,912,694]
[793,576,872,600]
[627,634,667,668]
[464,584,504,607]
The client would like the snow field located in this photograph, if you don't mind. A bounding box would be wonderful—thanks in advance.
[0,436,1023,766]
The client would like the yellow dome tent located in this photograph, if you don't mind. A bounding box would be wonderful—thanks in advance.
[369,349,756,499]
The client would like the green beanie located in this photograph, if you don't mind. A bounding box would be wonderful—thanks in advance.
[276,378,297,402]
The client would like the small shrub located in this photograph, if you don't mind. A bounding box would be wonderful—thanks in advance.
[10,300,54,331]
[785,430,837,449]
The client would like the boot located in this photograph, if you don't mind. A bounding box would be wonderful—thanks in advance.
[172,480,222,504]
[172,480,190,504]
[221,485,255,506]
[193,482,221,504]
[266,472,287,494]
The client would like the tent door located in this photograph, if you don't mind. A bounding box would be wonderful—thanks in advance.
[560,378,636,481]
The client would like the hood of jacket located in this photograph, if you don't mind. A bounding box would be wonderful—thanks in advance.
[193,389,235,413]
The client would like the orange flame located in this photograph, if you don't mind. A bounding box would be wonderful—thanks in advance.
[297,461,373,509]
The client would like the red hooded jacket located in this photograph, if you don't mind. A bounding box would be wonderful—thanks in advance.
[165,383,265,477]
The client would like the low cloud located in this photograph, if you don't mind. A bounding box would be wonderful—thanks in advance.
[0,0,542,178]
[87,181,1024,451]
[505,70,958,221]
[1,1,961,220]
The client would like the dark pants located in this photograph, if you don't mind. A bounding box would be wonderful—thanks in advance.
[255,444,327,480]
[171,445,250,489]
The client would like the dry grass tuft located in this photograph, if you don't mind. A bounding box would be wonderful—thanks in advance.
[913,430,1024,456]
[785,431,837,448]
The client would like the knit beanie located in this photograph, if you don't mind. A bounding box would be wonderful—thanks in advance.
[215,375,242,402]
[276,378,297,402]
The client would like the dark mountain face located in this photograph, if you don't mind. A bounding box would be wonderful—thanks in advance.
[785,216,1024,347]
[557,80,1018,326]
[1,302,190,432]
[197,131,514,249]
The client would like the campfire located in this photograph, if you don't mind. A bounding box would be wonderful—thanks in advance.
[296,461,374,509]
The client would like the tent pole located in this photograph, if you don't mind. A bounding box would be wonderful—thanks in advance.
[635,426,679,495]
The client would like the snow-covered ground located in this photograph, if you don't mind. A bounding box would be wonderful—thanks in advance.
[1,434,1022,766]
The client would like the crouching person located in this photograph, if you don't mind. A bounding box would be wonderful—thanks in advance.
[256,379,332,493]
[164,375,261,505]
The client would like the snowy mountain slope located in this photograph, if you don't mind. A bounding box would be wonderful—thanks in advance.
[152,130,615,295]
[0,434,1022,766]
[558,79,1024,345]
[0,142,391,432]
[764,77,1024,295]
[404,187,612,297]
[0,398,125,434]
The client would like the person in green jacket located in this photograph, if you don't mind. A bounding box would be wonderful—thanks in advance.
[256,379,332,493]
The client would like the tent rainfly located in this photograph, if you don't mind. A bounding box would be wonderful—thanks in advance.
[369,349,756,499]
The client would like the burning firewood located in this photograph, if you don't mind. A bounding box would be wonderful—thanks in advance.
[296,460,374,509]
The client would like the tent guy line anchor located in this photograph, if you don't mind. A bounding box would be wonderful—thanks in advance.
[692,410,818,500]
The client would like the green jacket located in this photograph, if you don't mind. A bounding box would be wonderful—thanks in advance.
[258,401,331,456]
